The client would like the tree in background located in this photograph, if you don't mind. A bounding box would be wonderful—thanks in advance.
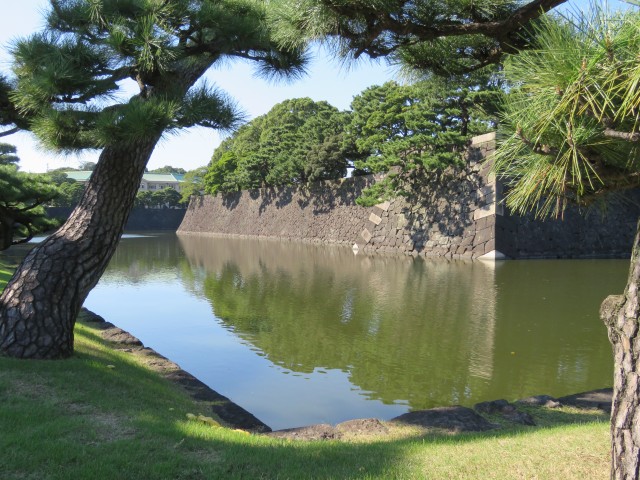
[47,170,85,208]
[134,190,154,209]
[78,161,96,171]
[348,74,501,205]
[179,166,207,204]
[493,6,640,478]
[204,151,239,195]
[0,0,307,359]
[151,187,182,208]
[204,98,354,193]
[0,143,20,165]
[148,165,187,175]
[0,143,59,250]
[51,180,84,208]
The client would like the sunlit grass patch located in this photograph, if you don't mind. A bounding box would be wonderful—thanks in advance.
[0,275,613,480]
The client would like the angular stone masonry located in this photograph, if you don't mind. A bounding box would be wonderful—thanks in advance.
[178,132,640,259]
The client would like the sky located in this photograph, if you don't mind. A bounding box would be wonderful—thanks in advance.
[0,0,626,173]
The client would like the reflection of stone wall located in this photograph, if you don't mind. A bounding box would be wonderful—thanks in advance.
[179,132,640,259]
[177,234,500,408]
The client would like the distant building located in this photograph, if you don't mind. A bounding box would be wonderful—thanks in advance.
[63,171,185,192]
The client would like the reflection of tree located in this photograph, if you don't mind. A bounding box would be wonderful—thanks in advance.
[178,234,503,409]
[99,233,620,411]
[101,234,190,284]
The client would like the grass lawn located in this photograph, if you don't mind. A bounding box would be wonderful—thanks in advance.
[0,258,612,479]
[0,258,16,288]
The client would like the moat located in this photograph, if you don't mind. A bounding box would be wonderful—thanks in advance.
[84,232,624,430]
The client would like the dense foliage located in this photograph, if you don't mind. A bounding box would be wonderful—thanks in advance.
[179,166,207,203]
[134,187,183,209]
[204,98,354,194]
[149,166,187,175]
[494,6,640,217]
[272,0,564,74]
[0,143,59,250]
[350,74,501,204]
[205,74,501,205]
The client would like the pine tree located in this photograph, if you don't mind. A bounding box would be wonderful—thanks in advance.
[271,0,566,74]
[0,143,59,250]
[0,0,306,359]
[494,6,640,478]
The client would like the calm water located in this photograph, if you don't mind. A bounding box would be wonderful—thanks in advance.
[84,232,627,430]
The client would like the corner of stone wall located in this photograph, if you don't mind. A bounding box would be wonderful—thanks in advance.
[468,132,508,261]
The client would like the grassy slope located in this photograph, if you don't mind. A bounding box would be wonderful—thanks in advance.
[0,259,611,480]
[0,260,14,287]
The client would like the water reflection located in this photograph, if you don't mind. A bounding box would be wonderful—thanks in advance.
[178,235,505,408]
[88,233,624,429]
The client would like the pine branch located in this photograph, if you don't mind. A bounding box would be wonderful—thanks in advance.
[0,127,20,138]
[515,127,559,156]
[604,128,640,143]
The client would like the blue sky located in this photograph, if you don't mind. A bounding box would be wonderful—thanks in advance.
[0,0,626,172]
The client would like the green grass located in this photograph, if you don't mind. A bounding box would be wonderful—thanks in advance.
[0,258,611,479]
[0,258,15,291]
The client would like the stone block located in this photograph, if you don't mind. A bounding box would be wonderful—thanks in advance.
[484,238,496,253]
[376,201,391,211]
[474,203,497,220]
[476,185,496,204]
[471,132,496,145]
[372,206,385,217]
[474,227,494,245]
[396,213,408,229]
[460,235,474,247]
[369,212,382,225]
[361,228,372,243]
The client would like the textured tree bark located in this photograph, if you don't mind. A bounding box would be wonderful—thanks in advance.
[0,135,160,358]
[601,223,640,480]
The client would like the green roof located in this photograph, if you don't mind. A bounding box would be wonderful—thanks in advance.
[64,171,92,181]
[61,171,184,183]
[141,173,184,182]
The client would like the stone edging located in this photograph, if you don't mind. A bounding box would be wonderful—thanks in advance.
[77,308,271,433]
[79,308,613,441]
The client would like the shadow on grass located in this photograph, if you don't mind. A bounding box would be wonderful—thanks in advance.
[0,320,610,480]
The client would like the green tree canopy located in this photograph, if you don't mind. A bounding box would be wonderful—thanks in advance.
[272,0,565,74]
[0,0,309,360]
[0,143,20,165]
[149,165,187,175]
[0,144,59,250]
[348,73,501,205]
[351,75,501,174]
[179,166,207,203]
[204,97,354,194]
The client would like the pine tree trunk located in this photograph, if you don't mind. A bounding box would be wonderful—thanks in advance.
[601,222,640,480]
[0,135,159,359]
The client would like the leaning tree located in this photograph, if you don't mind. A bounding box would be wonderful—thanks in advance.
[0,0,563,360]
[0,0,307,359]
[493,6,640,479]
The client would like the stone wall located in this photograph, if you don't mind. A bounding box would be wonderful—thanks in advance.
[48,207,187,231]
[178,176,376,245]
[178,133,500,259]
[178,132,640,259]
